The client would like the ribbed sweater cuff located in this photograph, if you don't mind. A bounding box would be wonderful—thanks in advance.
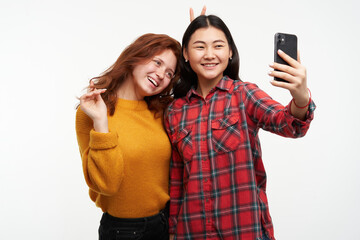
[89,130,118,150]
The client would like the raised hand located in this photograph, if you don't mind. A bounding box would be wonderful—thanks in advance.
[79,82,108,132]
[189,5,206,22]
[268,50,310,119]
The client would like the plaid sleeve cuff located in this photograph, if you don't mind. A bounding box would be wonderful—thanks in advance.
[286,99,316,121]
[284,99,316,137]
[306,99,316,120]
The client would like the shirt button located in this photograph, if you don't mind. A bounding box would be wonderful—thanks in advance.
[201,138,205,141]
[206,198,209,203]
[204,178,208,182]
[207,219,210,223]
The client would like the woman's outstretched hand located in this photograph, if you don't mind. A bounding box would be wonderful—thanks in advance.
[268,50,310,120]
[79,81,109,132]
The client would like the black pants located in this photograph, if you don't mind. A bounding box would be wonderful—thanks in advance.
[98,207,169,240]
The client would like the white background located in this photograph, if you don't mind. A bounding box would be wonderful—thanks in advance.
[1,0,359,239]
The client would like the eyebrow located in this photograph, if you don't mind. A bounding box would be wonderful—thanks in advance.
[192,39,226,45]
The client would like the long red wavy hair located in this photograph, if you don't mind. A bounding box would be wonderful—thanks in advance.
[89,33,181,116]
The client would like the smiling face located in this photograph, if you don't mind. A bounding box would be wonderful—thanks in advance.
[184,26,232,88]
[120,49,177,100]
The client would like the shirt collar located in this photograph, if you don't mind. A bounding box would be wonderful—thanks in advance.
[185,76,234,102]
[216,75,233,92]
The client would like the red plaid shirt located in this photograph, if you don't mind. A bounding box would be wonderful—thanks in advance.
[165,76,315,240]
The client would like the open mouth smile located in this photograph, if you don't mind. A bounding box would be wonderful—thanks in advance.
[201,63,218,67]
[147,76,159,87]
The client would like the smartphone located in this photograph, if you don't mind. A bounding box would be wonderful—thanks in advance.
[274,32,297,82]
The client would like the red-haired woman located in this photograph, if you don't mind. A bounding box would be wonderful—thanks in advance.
[75,33,181,240]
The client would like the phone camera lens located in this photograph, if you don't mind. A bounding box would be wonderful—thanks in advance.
[277,34,285,44]
[279,35,285,45]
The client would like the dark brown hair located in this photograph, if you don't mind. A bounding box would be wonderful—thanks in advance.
[90,33,181,116]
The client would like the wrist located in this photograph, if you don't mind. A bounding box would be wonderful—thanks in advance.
[93,118,109,133]
[293,88,311,109]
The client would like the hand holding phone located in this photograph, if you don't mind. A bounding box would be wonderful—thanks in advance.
[274,33,297,82]
[269,33,310,120]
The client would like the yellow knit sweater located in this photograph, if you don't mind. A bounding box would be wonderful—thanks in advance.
[75,98,171,218]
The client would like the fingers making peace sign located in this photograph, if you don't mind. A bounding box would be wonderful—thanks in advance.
[189,5,206,22]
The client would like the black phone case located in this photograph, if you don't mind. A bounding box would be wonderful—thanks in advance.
[274,33,297,82]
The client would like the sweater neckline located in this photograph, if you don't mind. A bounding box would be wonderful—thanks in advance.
[116,98,148,111]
